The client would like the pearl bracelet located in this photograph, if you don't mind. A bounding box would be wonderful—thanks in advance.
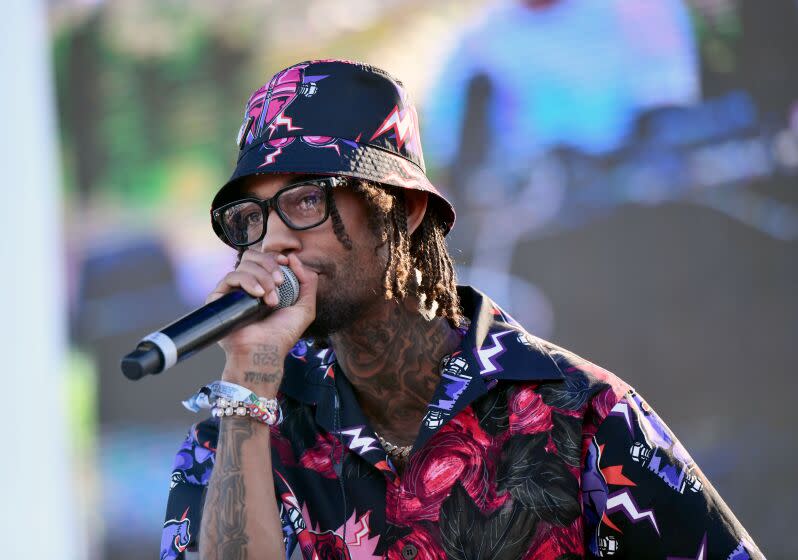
[211,397,281,426]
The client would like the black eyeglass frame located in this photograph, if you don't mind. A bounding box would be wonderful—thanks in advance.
[212,176,346,248]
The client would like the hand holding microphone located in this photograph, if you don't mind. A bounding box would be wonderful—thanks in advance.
[121,252,318,393]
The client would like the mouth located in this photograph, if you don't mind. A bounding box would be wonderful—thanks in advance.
[298,259,324,275]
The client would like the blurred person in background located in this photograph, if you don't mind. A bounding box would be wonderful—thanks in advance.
[161,60,763,560]
[424,0,698,190]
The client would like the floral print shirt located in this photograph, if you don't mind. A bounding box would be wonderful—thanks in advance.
[162,287,763,559]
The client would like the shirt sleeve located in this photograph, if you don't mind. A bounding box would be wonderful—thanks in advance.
[160,420,217,560]
[160,418,297,560]
[581,391,765,559]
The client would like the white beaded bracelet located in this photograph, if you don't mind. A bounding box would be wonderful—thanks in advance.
[212,397,281,426]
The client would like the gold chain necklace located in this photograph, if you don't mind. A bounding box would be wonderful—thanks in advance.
[374,323,472,467]
[376,433,411,464]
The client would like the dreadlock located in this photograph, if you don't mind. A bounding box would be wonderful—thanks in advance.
[335,179,462,327]
[234,178,462,327]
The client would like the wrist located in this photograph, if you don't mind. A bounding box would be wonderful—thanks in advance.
[223,342,288,370]
[223,344,286,392]
[212,395,282,426]
[221,369,282,398]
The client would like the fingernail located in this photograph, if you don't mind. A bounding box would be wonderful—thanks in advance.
[253,284,265,296]
[268,292,279,306]
[272,269,284,284]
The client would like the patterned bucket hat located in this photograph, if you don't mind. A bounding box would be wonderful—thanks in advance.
[211,59,455,245]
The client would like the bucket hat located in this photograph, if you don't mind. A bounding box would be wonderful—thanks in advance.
[210,59,455,246]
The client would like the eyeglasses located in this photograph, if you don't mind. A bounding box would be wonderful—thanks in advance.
[213,177,345,247]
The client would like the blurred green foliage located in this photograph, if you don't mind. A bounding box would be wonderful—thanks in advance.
[50,0,483,215]
[52,8,246,210]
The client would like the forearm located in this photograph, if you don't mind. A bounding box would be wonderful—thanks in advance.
[195,248,315,559]
[199,417,284,560]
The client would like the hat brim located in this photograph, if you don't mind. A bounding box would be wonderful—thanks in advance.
[211,137,455,246]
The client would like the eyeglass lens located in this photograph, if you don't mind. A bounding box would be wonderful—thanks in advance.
[220,183,328,245]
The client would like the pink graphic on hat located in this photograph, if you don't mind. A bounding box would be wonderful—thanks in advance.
[240,63,326,147]
[257,134,343,167]
[258,137,295,168]
[302,135,341,156]
[370,105,418,150]
[369,86,423,157]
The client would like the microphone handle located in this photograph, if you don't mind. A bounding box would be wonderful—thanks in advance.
[121,291,266,380]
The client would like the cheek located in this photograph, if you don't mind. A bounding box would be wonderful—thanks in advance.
[331,190,377,238]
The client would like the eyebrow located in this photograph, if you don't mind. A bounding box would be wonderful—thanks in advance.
[242,174,323,197]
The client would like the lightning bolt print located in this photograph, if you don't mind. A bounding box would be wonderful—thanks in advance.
[475,330,513,376]
[609,401,634,435]
[339,426,380,454]
[321,143,341,155]
[606,489,660,535]
[370,105,416,149]
[267,111,302,138]
[347,512,371,547]
[260,147,283,167]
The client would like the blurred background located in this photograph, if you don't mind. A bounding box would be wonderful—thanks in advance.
[3,0,795,558]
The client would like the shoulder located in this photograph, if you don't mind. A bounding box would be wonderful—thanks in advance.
[471,334,634,462]
[525,334,632,425]
[581,389,766,559]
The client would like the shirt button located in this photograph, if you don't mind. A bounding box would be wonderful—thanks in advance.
[402,543,418,559]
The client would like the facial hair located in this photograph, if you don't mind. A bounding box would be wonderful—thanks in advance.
[301,243,387,343]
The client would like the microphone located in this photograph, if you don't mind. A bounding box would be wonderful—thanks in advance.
[120,265,300,380]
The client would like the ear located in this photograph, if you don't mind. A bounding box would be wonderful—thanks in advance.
[404,190,428,236]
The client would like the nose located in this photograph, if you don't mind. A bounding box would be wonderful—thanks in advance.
[259,208,301,254]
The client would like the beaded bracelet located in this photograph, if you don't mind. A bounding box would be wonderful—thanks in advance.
[212,397,281,426]
[247,396,280,426]
[210,398,248,418]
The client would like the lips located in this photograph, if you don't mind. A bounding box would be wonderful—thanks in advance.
[299,259,333,277]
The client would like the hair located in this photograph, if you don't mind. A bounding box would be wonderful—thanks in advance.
[235,178,462,327]
[340,179,462,327]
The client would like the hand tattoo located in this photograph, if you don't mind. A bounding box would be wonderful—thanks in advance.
[244,371,279,384]
[252,344,280,367]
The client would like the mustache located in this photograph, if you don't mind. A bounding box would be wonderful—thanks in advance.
[299,258,336,277]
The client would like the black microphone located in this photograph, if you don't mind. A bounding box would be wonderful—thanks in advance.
[120,265,300,380]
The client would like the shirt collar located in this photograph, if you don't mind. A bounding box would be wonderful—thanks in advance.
[456,285,565,383]
[280,285,564,406]
[279,286,565,475]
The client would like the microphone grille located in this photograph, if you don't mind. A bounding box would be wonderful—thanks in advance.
[276,265,300,308]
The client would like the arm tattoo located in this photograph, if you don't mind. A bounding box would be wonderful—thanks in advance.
[203,418,254,560]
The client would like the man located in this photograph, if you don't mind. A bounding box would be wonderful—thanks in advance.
[162,60,763,560]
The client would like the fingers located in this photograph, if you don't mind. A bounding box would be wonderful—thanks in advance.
[286,253,318,307]
[207,250,290,306]
[238,249,289,269]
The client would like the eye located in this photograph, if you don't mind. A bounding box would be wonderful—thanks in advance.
[297,192,322,211]
[243,210,263,225]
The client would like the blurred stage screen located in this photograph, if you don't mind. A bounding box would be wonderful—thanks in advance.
[53,1,796,558]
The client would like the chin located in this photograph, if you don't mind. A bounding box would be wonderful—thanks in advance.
[305,284,380,341]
